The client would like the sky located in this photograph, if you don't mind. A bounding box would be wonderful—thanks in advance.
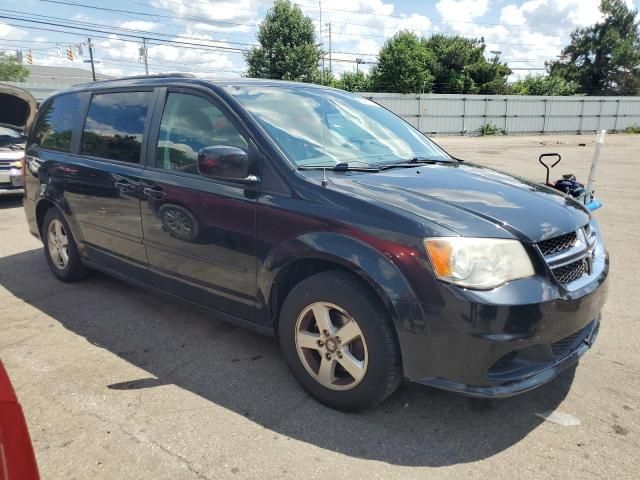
[1,0,639,80]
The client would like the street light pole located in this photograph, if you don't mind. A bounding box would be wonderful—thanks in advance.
[87,37,96,82]
[143,37,149,75]
[328,22,332,76]
[319,1,324,84]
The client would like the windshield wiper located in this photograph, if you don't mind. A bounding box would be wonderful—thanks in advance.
[298,162,380,172]
[377,156,453,170]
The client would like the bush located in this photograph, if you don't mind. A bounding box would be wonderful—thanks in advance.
[624,124,640,134]
[477,124,504,136]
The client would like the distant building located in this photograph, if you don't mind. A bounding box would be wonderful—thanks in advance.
[2,65,111,101]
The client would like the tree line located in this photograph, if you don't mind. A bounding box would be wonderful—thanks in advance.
[246,0,640,96]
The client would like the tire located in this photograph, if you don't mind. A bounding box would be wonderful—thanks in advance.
[42,207,88,282]
[279,270,402,412]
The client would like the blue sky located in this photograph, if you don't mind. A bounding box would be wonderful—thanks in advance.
[1,0,639,79]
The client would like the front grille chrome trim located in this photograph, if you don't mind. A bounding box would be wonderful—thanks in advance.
[536,225,598,286]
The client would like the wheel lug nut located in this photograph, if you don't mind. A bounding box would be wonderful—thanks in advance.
[326,353,331,360]
[337,352,343,358]
[317,340,324,347]
[323,329,329,336]
[336,337,341,343]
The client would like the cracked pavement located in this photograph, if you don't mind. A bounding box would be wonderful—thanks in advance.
[0,134,638,479]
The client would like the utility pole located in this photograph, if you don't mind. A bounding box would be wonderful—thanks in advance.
[87,37,96,82]
[328,22,332,77]
[143,37,149,75]
[319,1,324,85]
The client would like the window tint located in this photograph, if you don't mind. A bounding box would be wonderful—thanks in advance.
[81,91,152,163]
[31,93,82,152]
[155,92,248,174]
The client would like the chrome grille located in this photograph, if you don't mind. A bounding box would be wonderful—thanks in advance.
[538,231,578,256]
[552,259,586,284]
[537,225,595,285]
[0,159,14,171]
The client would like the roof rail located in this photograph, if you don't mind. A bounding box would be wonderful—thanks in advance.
[86,72,196,85]
[125,73,196,79]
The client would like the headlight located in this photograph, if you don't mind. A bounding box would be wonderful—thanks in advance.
[9,160,23,169]
[424,237,535,289]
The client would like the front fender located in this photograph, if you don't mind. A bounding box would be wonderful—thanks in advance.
[259,231,425,333]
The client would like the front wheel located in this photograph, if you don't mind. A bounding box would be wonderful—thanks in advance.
[279,270,402,411]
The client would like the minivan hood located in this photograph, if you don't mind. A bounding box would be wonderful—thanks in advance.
[0,84,37,131]
[323,162,590,242]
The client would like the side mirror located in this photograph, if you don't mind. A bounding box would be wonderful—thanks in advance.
[197,145,257,183]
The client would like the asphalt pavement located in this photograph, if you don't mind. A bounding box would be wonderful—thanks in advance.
[0,134,638,479]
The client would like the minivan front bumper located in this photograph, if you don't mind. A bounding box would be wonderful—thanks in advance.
[398,253,609,398]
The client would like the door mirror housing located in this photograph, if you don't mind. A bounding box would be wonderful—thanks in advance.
[197,145,257,183]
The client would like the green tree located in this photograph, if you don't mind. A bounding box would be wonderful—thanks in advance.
[0,53,29,82]
[548,0,640,95]
[510,74,578,96]
[370,31,435,93]
[423,35,511,94]
[245,0,321,82]
[331,71,372,92]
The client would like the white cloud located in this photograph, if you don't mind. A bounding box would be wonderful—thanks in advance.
[435,0,491,24]
[0,22,27,41]
[151,0,260,25]
[120,21,162,31]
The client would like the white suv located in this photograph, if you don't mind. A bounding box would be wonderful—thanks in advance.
[0,84,36,196]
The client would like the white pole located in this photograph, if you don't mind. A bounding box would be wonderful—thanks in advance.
[585,130,606,205]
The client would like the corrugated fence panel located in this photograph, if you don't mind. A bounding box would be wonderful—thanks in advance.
[358,93,640,135]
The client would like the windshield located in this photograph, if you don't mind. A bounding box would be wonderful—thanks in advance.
[224,85,450,167]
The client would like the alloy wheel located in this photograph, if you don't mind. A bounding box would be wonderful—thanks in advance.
[294,302,369,391]
[47,219,69,269]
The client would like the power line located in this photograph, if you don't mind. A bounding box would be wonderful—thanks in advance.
[0,15,248,54]
[33,0,573,45]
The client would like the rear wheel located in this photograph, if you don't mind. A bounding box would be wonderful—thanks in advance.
[43,208,88,282]
[279,270,402,411]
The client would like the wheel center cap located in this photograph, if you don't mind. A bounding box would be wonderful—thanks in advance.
[325,338,338,353]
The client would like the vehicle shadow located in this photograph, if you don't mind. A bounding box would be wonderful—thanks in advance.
[0,249,576,467]
[0,197,23,210]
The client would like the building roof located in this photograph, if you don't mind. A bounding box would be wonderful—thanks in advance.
[24,64,111,81]
[3,65,111,101]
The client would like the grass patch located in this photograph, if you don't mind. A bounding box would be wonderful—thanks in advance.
[624,124,640,134]
[477,124,504,136]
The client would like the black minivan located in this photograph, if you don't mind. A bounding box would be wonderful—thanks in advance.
[22,75,608,411]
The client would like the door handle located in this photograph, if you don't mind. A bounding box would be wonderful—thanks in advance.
[114,180,136,191]
[143,186,167,199]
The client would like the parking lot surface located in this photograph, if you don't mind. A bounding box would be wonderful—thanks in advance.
[0,134,638,479]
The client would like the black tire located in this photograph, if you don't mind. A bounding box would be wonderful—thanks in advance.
[279,270,402,412]
[42,207,88,282]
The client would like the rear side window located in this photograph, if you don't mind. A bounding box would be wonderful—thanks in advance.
[31,93,82,152]
[81,91,152,163]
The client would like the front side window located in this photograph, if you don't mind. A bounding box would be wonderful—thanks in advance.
[81,91,152,163]
[155,92,248,174]
[224,85,450,167]
[31,93,82,152]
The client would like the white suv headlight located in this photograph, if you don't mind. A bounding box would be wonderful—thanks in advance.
[424,237,535,289]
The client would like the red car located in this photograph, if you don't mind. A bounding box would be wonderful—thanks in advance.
[0,361,39,480]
